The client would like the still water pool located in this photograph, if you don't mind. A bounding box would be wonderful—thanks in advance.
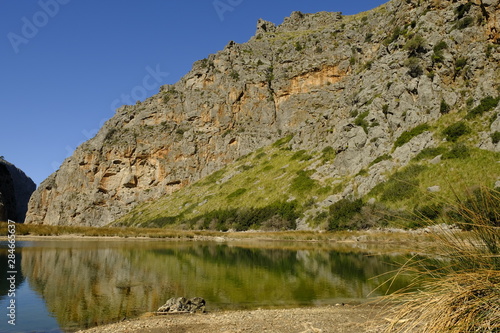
[0,239,414,332]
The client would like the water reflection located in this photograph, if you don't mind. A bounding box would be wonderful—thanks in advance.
[0,251,24,299]
[2,240,415,332]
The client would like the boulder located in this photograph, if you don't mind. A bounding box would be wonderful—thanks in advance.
[427,186,441,193]
[157,297,206,314]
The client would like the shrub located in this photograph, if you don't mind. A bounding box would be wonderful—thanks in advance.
[466,97,475,107]
[384,26,404,46]
[229,71,240,80]
[254,152,267,159]
[454,57,467,73]
[456,16,474,30]
[227,188,248,200]
[294,42,304,51]
[321,146,335,162]
[290,150,312,161]
[466,96,500,119]
[431,52,444,63]
[354,111,370,133]
[378,165,427,202]
[404,34,426,55]
[440,99,451,114]
[261,165,273,172]
[394,123,431,148]
[415,146,448,160]
[147,216,178,228]
[455,2,473,20]
[290,170,316,193]
[272,135,293,148]
[405,57,423,77]
[492,131,500,144]
[443,143,470,159]
[200,58,209,68]
[200,169,226,185]
[451,187,500,233]
[413,203,443,221]
[433,40,448,53]
[265,66,274,82]
[369,154,392,166]
[382,104,390,116]
[486,44,495,58]
[104,128,117,141]
[317,186,332,195]
[237,164,253,172]
[442,121,470,142]
[186,201,300,231]
[356,169,368,177]
[327,198,364,230]
[261,215,295,231]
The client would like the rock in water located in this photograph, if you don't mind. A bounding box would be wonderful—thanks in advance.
[157,297,206,313]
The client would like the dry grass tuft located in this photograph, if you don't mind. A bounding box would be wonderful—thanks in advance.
[386,271,500,332]
[385,186,500,333]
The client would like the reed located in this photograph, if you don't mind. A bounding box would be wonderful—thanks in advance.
[385,186,500,332]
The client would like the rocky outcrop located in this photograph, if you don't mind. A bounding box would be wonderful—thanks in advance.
[26,0,500,227]
[0,159,36,222]
[0,163,16,221]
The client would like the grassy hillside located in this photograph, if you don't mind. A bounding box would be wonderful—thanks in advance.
[113,136,335,229]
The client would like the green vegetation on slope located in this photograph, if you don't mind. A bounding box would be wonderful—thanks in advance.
[113,137,334,230]
[368,147,500,229]
[114,131,500,231]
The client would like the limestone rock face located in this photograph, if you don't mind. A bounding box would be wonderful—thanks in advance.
[25,0,500,226]
[0,159,36,222]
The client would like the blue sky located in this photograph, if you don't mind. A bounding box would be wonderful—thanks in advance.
[0,0,387,185]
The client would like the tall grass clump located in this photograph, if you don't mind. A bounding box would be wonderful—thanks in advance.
[385,186,500,332]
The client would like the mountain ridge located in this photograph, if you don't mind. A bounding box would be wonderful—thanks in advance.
[26,0,500,228]
[0,158,36,222]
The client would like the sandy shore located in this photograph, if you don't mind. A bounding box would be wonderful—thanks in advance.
[76,304,398,333]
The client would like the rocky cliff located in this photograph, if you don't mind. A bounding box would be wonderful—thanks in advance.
[0,159,36,222]
[26,0,500,227]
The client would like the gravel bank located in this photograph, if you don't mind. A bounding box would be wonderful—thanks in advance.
[77,304,396,333]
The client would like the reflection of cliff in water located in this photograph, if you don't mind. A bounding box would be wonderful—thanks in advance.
[21,241,172,331]
[0,250,25,299]
[20,241,415,330]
